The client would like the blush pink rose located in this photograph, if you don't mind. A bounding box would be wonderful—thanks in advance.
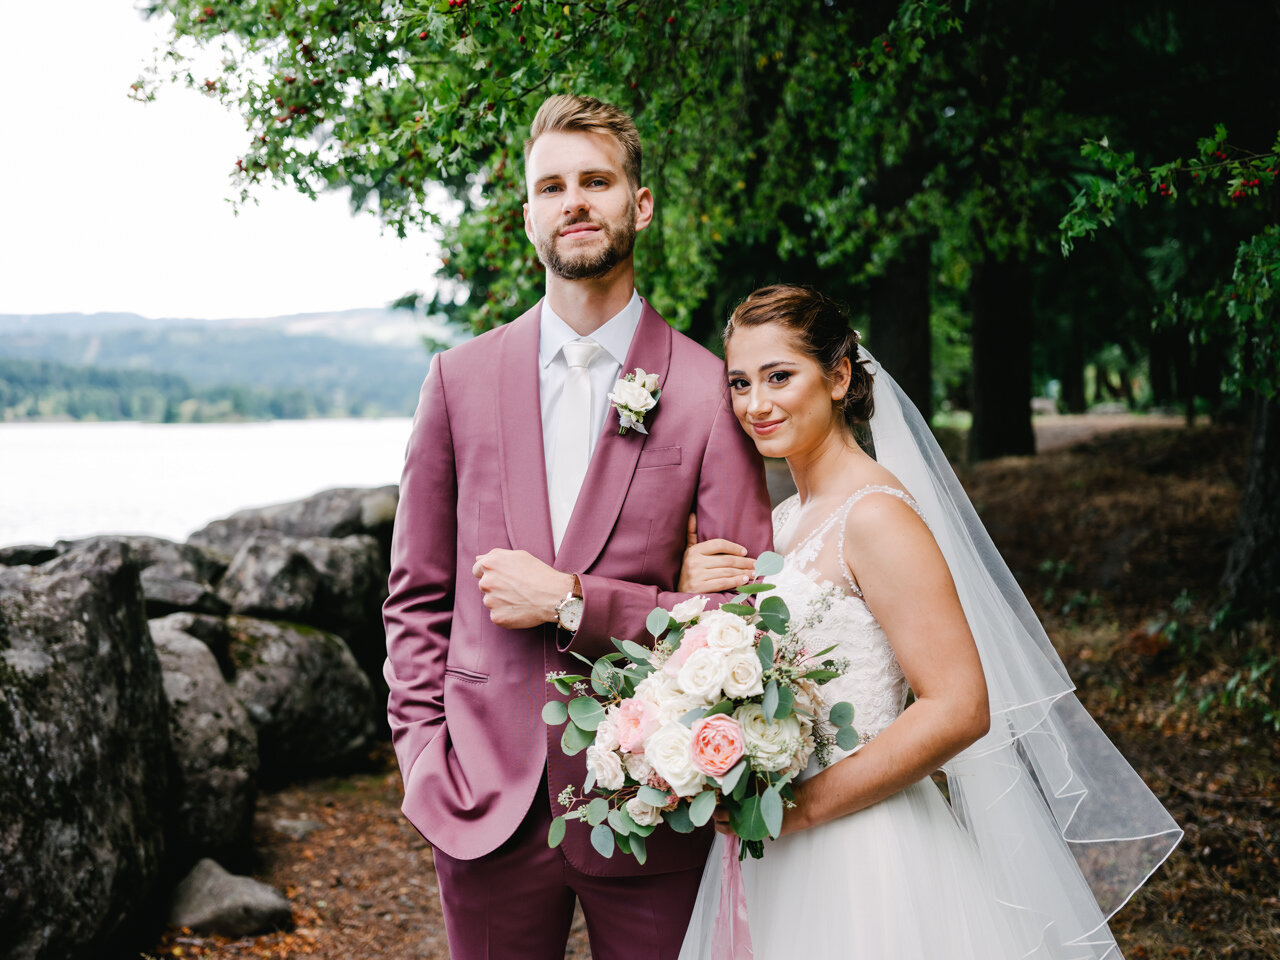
[688,714,746,778]
[615,697,660,753]
[663,624,710,677]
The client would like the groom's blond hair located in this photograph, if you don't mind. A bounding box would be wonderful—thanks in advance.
[524,95,642,189]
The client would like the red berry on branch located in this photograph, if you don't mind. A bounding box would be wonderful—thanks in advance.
[419,30,428,39]
[284,75,295,84]
[630,80,637,89]
[667,15,675,23]
[554,30,562,38]
[203,6,214,16]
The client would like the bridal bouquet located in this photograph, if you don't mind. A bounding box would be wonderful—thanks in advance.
[543,552,857,862]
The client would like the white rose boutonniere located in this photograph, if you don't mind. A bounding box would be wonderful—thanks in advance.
[608,367,661,435]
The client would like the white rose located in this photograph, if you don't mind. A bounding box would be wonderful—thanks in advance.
[677,647,730,701]
[656,692,709,726]
[595,712,621,752]
[783,733,817,778]
[734,703,803,772]
[608,378,657,413]
[670,595,709,624]
[585,744,625,790]
[625,796,665,827]
[635,670,681,704]
[635,368,661,393]
[721,648,764,698]
[701,610,756,652]
[645,723,705,797]
[624,753,654,784]
[791,678,824,722]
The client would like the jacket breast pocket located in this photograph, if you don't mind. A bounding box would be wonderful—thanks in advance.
[637,445,682,469]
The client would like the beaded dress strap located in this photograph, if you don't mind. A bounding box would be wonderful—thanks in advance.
[834,486,926,597]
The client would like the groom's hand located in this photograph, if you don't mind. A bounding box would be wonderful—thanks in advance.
[472,549,576,629]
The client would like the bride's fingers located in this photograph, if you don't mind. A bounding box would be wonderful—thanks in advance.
[696,575,750,593]
[694,538,750,558]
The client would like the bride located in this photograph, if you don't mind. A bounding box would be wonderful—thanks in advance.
[675,285,1181,959]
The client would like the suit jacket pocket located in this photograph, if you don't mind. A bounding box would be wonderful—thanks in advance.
[444,665,489,684]
[637,444,682,469]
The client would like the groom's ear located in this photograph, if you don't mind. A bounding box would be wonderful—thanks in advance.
[633,186,654,234]
[523,201,533,242]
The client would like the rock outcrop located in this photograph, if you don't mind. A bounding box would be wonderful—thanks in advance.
[0,540,169,960]
[168,858,293,937]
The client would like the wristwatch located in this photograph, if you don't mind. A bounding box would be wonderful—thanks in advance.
[554,575,584,631]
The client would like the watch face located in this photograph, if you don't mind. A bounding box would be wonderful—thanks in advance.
[559,597,584,631]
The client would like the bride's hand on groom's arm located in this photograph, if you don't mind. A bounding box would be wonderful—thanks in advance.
[678,514,756,593]
[472,548,576,629]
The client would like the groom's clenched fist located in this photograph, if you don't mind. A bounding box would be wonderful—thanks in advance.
[472,548,577,629]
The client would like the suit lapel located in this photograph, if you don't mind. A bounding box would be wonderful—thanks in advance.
[555,300,673,574]
[497,302,556,564]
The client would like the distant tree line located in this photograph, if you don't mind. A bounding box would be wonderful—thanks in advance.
[0,357,392,422]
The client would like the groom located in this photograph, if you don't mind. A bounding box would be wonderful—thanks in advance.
[383,94,773,960]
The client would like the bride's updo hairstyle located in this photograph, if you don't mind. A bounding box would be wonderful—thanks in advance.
[724,284,875,432]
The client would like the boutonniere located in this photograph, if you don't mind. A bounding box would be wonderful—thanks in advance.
[608,368,661,435]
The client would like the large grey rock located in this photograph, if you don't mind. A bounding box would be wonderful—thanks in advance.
[169,858,292,937]
[151,614,259,866]
[225,615,375,783]
[0,544,57,567]
[53,535,229,619]
[189,485,399,559]
[215,532,389,685]
[0,540,169,960]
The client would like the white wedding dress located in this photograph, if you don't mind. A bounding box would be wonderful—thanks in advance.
[679,487,1053,959]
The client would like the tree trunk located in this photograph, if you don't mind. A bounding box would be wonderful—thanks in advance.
[968,255,1036,461]
[1221,392,1280,619]
[1061,316,1086,413]
[869,234,933,420]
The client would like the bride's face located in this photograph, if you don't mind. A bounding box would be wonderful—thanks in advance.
[725,322,849,459]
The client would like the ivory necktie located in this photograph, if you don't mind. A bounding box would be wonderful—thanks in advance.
[549,338,603,551]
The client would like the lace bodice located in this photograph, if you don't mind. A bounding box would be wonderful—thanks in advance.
[767,487,925,757]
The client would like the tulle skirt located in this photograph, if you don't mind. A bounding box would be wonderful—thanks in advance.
[678,777,1045,960]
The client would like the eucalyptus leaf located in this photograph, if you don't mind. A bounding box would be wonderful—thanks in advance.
[541,700,568,725]
[621,640,653,664]
[756,634,775,671]
[802,668,840,682]
[630,833,648,865]
[762,680,779,719]
[547,815,566,848]
[680,706,707,727]
[590,823,616,858]
[561,721,593,756]
[689,789,717,827]
[608,807,632,836]
[586,797,609,826]
[836,725,862,751]
[754,551,784,577]
[719,759,747,795]
[761,787,784,838]
[718,602,754,617]
[553,678,573,696]
[664,802,696,833]
[828,701,855,728]
[646,607,673,638]
[773,683,795,720]
[732,766,751,801]
[703,699,735,718]
[638,785,671,806]
[728,794,771,842]
[615,831,633,855]
[758,595,790,633]
[568,696,605,731]
[590,659,616,697]
[735,583,773,595]
[569,650,595,668]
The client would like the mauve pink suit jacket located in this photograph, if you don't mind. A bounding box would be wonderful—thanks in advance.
[383,299,773,877]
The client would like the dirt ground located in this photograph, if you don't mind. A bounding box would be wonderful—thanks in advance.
[144,416,1279,960]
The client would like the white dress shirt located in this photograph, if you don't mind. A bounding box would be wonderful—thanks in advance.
[538,290,644,481]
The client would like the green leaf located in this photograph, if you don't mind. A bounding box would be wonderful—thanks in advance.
[758,595,790,633]
[728,794,770,841]
[773,683,795,720]
[719,759,747,796]
[718,602,754,616]
[608,807,633,836]
[754,551,784,577]
[680,706,707,727]
[590,823,616,858]
[569,650,596,668]
[552,678,573,696]
[621,640,653,664]
[615,831,633,855]
[542,700,568,725]
[756,634,775,671]
[760,787,784,838]
[590,659,616,697]
[664,802,696,833]
[647,607,673,638]
[561,721,594,756]
[547,815,566,848]
[836,726,861,751]
[568,696,606,731]
[828,701,855,728]
[808,644,838,659]
[735,583,773,595]
[802,668,840,682]
[630,833,648,865]
[586,797,609,826]
[762,680,779,719]
[638,784,671,806]
[689,789,717,827]
[703,699,735,718]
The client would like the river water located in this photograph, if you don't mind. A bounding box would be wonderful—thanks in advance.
[0,419,414,547]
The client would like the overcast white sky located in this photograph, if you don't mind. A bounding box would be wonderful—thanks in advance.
[0,0,442,320]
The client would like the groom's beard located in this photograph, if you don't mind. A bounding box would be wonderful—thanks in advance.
[536,201,637,281]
